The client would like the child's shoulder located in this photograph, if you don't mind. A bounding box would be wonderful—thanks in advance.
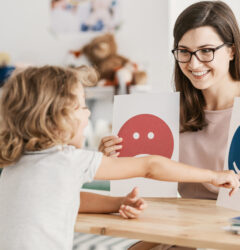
[22,145,102,168]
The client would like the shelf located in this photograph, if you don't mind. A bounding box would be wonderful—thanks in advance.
[85,85,152,100]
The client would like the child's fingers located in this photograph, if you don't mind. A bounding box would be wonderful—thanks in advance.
[119,209,128,219]
[229,185,238,196]
[128,187,138,199]
[229,188,235,197]
[120,205,142,218]
[135,199,148,210]
[119,208,135,219]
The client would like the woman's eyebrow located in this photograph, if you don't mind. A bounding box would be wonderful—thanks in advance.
[178,44,216,49]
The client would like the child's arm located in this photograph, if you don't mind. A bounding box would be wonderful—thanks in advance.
[94,155,240,196]
[79,187,147,219]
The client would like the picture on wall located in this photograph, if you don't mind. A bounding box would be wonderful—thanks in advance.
[50,0,121,33]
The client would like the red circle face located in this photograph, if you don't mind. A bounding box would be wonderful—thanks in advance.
[117,114,174,158]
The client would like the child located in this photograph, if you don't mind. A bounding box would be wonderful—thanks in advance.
[0,66,239,250]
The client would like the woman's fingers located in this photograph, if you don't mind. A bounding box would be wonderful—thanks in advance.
[105,144,122,154]
[110,151,120,157]
[104,137,123,147]
[98,136,123,156]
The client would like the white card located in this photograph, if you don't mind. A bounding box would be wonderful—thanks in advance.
[110,92,179,197]
[217,97,240,211]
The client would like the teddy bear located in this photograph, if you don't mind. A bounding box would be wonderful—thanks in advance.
[69,33,147,94]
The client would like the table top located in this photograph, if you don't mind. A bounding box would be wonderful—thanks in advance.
[75,198,240,250]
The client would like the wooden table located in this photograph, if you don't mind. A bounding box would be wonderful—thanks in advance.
[75,198,240,250]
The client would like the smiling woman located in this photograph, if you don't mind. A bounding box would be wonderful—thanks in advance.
[175,26,235,104]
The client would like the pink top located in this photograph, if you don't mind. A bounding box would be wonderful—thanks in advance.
[178,108,233,200]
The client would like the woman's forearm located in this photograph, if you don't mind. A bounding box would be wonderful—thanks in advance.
[79,192,123,213]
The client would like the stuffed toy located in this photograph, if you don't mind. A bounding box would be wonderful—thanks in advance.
[69,33,147,94]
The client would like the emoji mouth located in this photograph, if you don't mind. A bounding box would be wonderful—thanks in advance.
[134,154,149,158]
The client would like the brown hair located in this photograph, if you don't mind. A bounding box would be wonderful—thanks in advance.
[173,1,240,132]
[0,65,97,167]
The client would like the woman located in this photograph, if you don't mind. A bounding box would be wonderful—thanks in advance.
[99,1,240,249]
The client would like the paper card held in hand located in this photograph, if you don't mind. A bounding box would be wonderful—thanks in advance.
[111,92,179,197]
[217,97,240,211]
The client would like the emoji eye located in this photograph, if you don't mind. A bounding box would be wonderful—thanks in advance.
[133,132,140,140]
[148,132,154,139]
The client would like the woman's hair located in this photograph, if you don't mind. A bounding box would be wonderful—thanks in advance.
[173,1,240,132]
[0,65,97,167]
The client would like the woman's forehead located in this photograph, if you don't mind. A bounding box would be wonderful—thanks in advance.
[179,26,223,47]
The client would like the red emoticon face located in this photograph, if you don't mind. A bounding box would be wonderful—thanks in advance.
[117,114,174,158]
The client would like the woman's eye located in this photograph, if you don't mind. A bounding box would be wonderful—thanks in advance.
[200,48,212,53]
[179,49,189,54]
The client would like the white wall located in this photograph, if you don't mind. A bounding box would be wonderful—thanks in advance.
[1,0,239,93]
[169,0,240,47]
[0,0,172,91]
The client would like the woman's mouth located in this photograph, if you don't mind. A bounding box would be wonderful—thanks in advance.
[190,70,210,79]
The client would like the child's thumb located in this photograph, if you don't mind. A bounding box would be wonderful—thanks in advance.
[129,187,138,198]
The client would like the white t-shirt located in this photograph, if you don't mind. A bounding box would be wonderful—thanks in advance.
[0,145,103,250]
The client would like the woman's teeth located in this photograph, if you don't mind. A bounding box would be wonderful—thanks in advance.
[191,70,208,76]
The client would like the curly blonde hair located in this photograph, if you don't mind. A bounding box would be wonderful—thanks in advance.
[0,65,97,167]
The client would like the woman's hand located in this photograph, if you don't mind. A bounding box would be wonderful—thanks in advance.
[119,187,147,219]
[211,170,240,196]
[98,135,123,157]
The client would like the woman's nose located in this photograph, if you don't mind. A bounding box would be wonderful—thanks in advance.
[188,54,203,68]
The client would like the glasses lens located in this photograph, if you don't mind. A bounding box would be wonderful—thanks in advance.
[175,49,191,62]
[195,49,214,62]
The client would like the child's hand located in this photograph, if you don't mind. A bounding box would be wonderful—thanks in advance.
[98,135,122,157]
[119,187,147,219]
[211,170,240,196]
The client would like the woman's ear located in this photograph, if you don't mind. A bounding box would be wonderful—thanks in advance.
[229,44,235,61]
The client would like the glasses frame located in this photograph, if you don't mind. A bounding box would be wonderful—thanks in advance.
[171,43,232,63]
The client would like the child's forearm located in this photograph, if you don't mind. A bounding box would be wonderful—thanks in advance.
[147,156,216,183]
[79,192,123,213]
[96,155,217,184]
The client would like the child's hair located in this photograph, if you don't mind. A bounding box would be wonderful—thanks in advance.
[0,65,97,167]
[173,0,240,132]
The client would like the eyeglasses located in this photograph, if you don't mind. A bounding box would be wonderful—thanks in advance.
[171,43,232,63]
